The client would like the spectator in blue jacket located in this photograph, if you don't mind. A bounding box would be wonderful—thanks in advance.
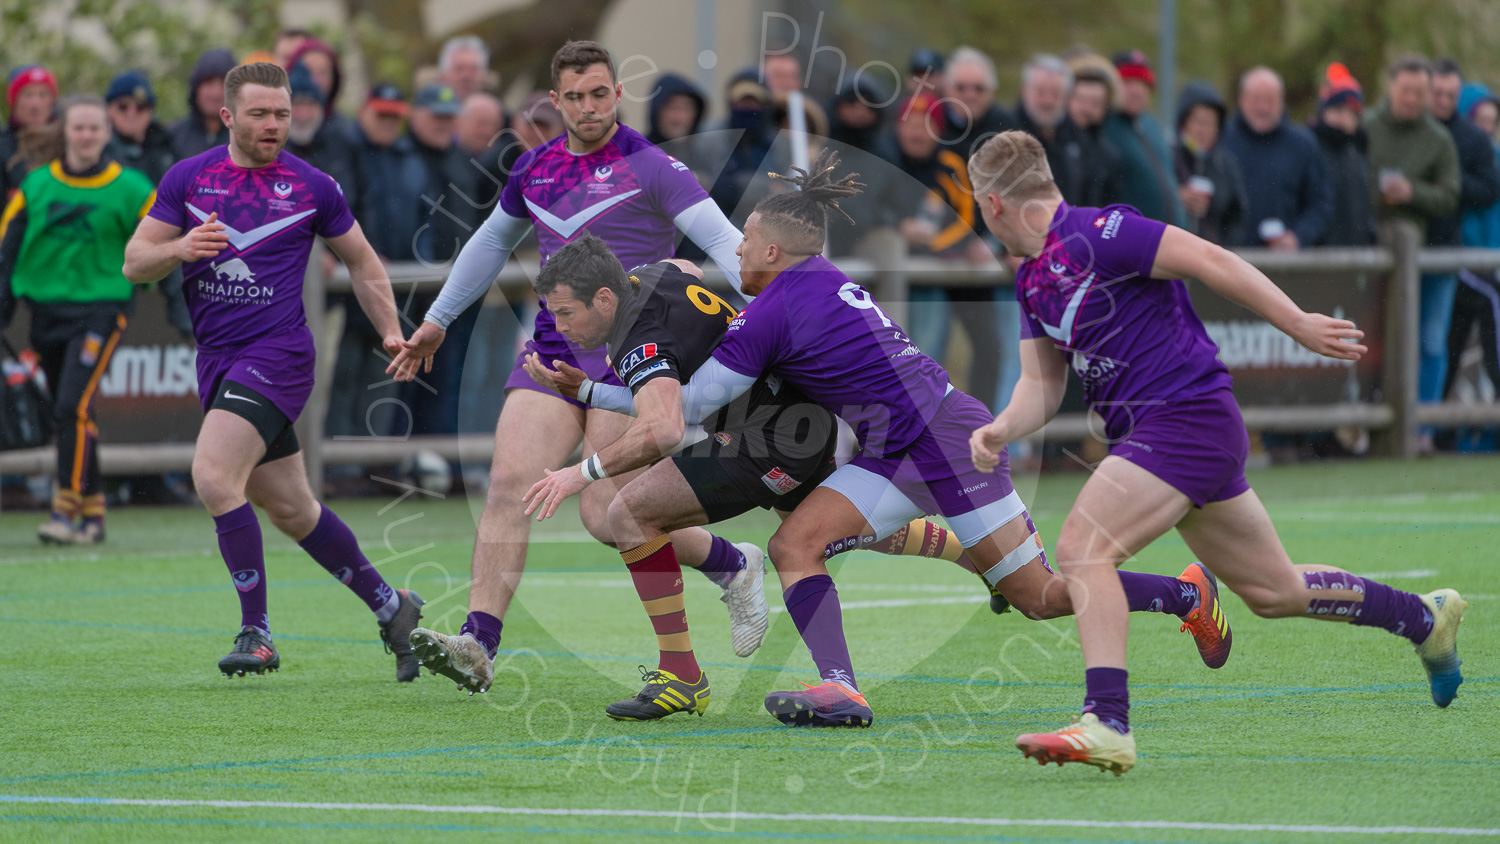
[1445,81,1500,404]
[1102,50,1184,226]
[1221,66,1332,250]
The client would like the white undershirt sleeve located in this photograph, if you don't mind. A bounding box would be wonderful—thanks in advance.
[587,357,757,423]
[673,198,749,300]
[424,209,533,328]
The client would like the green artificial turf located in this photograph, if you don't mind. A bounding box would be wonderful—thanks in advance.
[0,455,1495,842]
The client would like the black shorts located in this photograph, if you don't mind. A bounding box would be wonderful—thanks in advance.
[208,379,300,464]
[673,427,838,523]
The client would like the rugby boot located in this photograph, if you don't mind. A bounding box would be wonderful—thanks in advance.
[605,665,711,720]
[1416,589,1467,707]
[1177,562,1232,669]
[218,626,279,677]
[1016,713,1135,776]
[764,680,873,727]
[377,589,425,682]
[722,543,770,657]
[409,628,494,695]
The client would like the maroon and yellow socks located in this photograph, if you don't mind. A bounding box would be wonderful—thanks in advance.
[622,536,700,683]
[461,611,503,658]
[298,504,400,621]
[824,519,963,562]
[214,502,267,634]
[1120,570,1199,617]
[1303,571,1435,643]
[692,534,746,587]
[783,574,857,691]
[1082,667,1130,735]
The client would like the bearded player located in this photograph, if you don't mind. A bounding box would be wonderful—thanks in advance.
[123,63,426,680]
[389,42,767,695]
[966,130,1467,775]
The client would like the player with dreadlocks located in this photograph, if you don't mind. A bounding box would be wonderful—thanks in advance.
[537,149,1234,728]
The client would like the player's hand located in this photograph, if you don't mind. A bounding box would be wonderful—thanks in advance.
[387,320,444,378]
[522,353,586,400]
[177,212,228,261]
[382,334,427,382]
[521,465,590,521]
[1290,312,1367,361]
[970,421,1008,473]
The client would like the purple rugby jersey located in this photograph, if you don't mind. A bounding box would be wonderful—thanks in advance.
[502,124,709,338]
[1014,202,1233,440]
[711,255,954,457]
[148,147,355,349]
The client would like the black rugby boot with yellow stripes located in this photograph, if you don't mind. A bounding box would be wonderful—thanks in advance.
[605,665,711,720]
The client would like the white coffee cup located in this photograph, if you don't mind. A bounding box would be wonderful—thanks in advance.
[1258,217,1286,242]
[1188,175,1215,196]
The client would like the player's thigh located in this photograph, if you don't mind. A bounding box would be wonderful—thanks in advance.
[1175,488,1302,615]
[608,459,711,543]
[771,464,916,568]
[193,410,267,490]
[488,389,586,499]
[1055,455,1193,569]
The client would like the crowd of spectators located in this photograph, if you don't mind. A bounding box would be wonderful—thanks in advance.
[4,34,1500,455]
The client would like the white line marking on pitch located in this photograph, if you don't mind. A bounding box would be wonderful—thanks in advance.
[0,796,1493,837]
[1354,569,1438,580]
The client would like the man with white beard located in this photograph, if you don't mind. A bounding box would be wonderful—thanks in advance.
[1012,54,1089,205]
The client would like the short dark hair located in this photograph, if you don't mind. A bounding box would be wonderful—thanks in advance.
[551,40,615,90]
[1388,53,1433,81]
[1433,57,1463,80]
[534,231,626,304]
[225,62,290,112]
[752,148,865,254]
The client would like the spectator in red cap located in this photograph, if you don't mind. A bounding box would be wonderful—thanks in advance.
[1,65,61,199]
[1311,63,1377,245]
[1102,49,1185,226]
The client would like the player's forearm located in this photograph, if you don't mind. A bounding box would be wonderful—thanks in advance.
[426,209,529,328]
[1196,247,1304,337]
[346,257,402,340]
[990,370,1063,442]
[596,415,683,477]
[123,237,184,284]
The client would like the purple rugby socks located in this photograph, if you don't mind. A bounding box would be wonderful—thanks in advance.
[784,574,857,691]
[215,502,268,634]
[692,535,747,587]
[1303,571,1434,644]
[1082,667,1131,735]
[299,505,400,621]
[1119,570,1199,617]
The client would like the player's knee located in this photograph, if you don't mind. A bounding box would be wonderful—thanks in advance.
[1237,585,1292,618]
[191,458,236,510]
[766,523,818,571]
[484,462,526,509]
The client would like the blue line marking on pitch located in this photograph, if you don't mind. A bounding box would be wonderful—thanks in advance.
[0,813,1229,843]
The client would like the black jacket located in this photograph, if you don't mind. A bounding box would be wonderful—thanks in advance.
[288,114,361,214]
[1311,119,1377,246]
[1014,103,1092,208]
[940,102,1016,158]
[168,49,235,161]
[646,74,705,146]
[1220,112,1333,246]
[1069,121,1126,208]
[409,133,480,267]
[105,121,176,185]
[1172,82,1248,246]
[1428,111,1500,246]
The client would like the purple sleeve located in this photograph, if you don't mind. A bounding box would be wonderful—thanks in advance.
[314,170,355,238]
[647,150,710,219]
[145,161,190,229]
[1089,210,1167,280]
[710,297,784,378]
[1018,301,1045,341]
[498,150,533,219]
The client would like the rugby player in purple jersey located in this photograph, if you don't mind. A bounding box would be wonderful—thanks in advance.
[537,150,1230,729]
[387,41,763,697]
[966,130,1467,775]
[123,63,427,680]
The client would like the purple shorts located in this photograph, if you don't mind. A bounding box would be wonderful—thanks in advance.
[1109,387,1250,507]
[195,325,316,423]
[503,323,623,409]
[823,390,1025,548]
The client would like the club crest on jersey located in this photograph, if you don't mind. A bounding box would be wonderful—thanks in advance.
[273,181,293,198]
[761,467,801,495]
[715,431,734,446]
[232,569,261,592]
[617,342,658,373]
[594,165,613,182]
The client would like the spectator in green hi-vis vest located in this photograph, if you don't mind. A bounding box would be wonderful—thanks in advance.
[0,95,156,546]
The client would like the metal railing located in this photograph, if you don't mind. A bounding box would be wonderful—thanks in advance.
[5,219,1499,481]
